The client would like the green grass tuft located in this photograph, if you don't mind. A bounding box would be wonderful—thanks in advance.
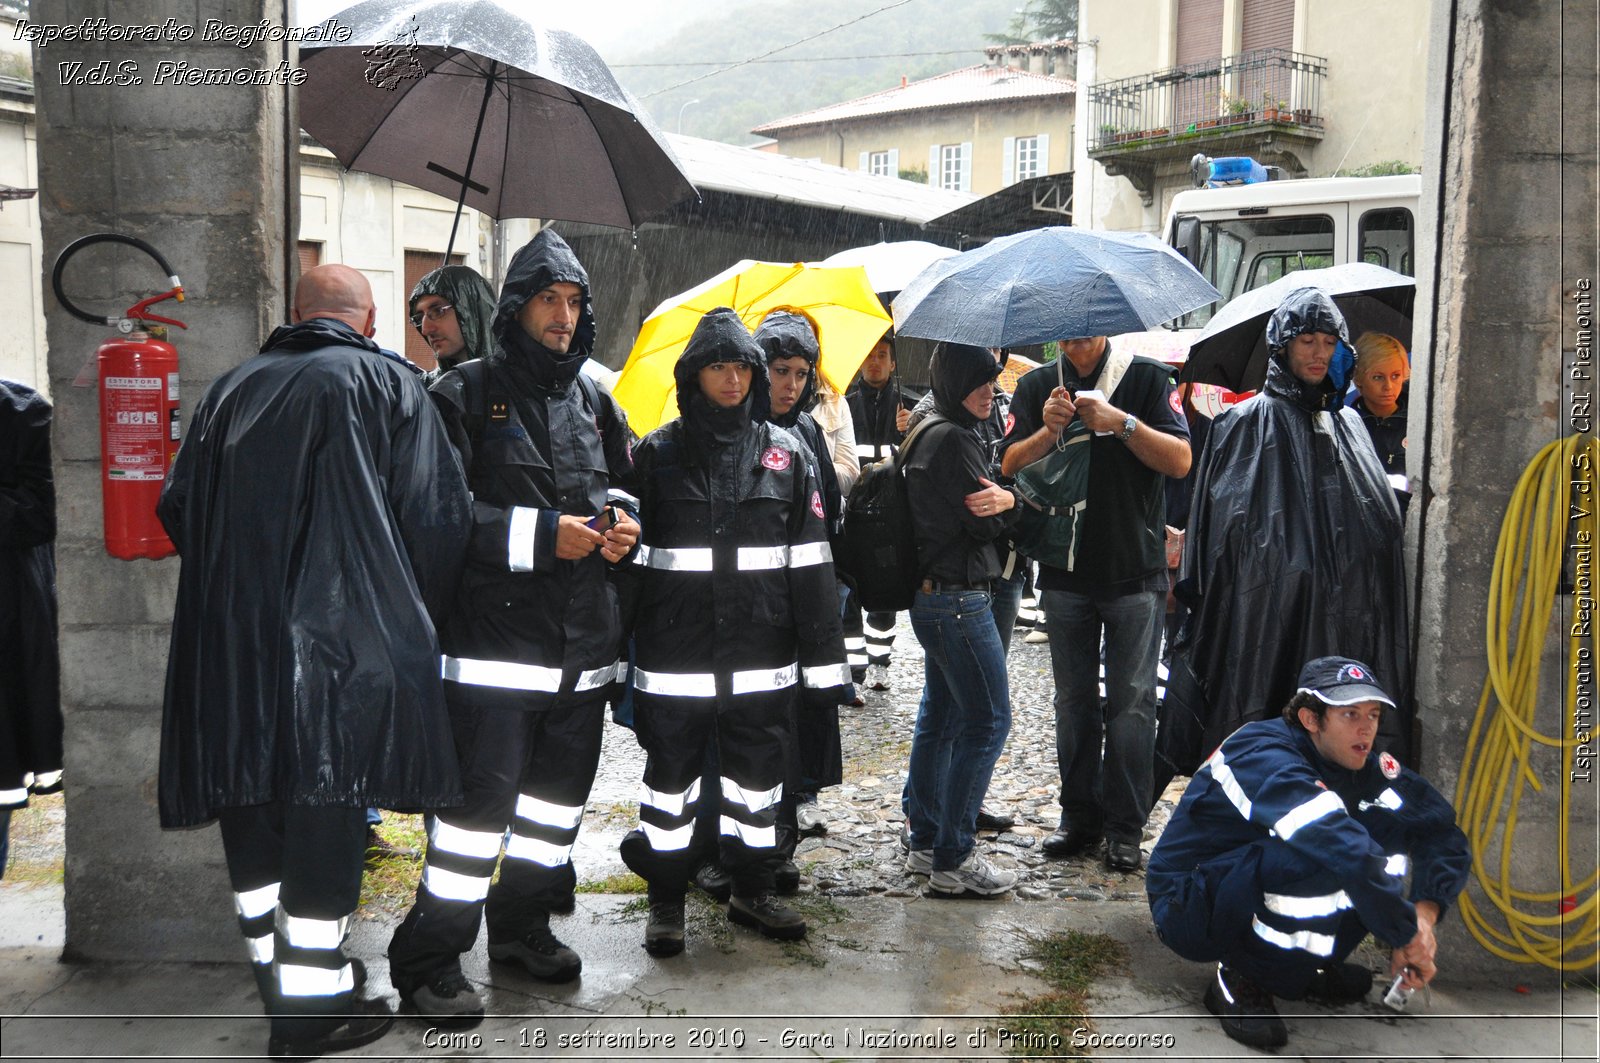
[996,929,1127,1057]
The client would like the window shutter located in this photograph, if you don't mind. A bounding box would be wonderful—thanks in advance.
[959,142,973,192]
[1036,133,1051,175]
[1002,136,1015,186]
[859,151,869,172]
[929,145,940,186]
[1241,0,1294,51]
[888,147,899,175]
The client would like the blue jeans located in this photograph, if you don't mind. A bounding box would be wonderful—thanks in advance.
[1041,586,1162,844]
[905,589,1013,872]
[990,562,1026,654]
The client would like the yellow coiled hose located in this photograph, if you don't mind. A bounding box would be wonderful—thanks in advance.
[1453,433,1599,970]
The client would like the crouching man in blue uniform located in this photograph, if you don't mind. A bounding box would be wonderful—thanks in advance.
[1146,656,1469,1048]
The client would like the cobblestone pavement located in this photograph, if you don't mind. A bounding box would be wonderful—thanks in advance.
[586,613,1183,903]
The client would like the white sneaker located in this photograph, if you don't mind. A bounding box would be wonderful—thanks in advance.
[795,803,828,833]
[1024,629,1050,644]
[905,849,933,875]
[928,852,1017,897]
[865,664,891,691]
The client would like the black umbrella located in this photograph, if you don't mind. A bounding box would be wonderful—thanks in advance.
[1182,262,1414,392]
[299,0,696,256]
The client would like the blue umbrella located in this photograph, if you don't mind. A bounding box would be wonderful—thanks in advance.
[891,227,1220,348]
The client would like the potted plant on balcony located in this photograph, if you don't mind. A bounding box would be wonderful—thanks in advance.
[1262,93,1284,121]
[1223,92,1253,125]
[1098,122,1117,145]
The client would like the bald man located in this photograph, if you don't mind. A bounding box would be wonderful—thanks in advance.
[158,264,472,1060]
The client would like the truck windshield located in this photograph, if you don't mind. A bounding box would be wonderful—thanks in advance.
[1175,214,1335,328]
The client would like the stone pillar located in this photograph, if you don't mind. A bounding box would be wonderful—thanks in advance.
[1411,0,1597,980]
[32,0,295,961]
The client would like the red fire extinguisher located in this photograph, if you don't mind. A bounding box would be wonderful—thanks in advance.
[53,234,187,561]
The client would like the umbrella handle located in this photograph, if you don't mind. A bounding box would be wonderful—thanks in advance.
[445,63,499,263]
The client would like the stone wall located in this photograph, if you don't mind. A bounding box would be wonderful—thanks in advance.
[33,0,293,961]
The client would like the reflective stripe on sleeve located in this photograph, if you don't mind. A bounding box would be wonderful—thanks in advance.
[277,912,350,951]
[788,541,832,567]
[634,669,716,698]
[719,815,777,849]
[234,882,280,921]
[635,545,713,571]
[720,777,783,813]
[443,655,561,692]
[515,794,584,830]
[30,770,62,790]
[508,506,539,572]
[503,833,572,867]
[803,663,851,689]
[277,962,356,998]
[423,863,492,903]
[1272,789,1346,840]
[577,660,625,690]
[641,778,702,818]
[429,819,504,860]
[1385,853,1410,876]
[642,820,695,852]
[1263,890,1353,919]
[1251,915,1336,956]
[1206,749,1253,822]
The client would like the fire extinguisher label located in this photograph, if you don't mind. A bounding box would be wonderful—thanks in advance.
[167,372,179,401]
[104,375,168,481]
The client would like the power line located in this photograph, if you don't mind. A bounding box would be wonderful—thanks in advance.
[641,0,921,99]
[617,48,981,69]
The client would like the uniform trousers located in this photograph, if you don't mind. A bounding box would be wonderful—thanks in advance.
[1149,837,1374,999]
[217,803,367,1042]
[622,697,791,898]
[388,691,606,986]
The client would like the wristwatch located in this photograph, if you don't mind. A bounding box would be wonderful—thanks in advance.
[1118,415,1138,442]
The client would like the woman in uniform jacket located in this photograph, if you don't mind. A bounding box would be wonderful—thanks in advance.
[620,307,849,958]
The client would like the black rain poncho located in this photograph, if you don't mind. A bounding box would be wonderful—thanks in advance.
[409,264,498,382]
[158,319,473,827]
[0,380,62,811]
[1160,289,1410,782]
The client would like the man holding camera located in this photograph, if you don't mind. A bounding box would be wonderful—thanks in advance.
[388,231,638,1024]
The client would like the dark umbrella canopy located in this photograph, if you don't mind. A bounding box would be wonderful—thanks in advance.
[1182,262,1415,392]
[891,227,1220,348]
[300,0,696,232]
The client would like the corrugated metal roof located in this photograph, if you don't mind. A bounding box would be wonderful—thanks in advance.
[665,132,975,226]
[752,65,1075,135]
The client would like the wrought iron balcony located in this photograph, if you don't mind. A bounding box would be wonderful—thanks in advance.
[1087,48,1327,203]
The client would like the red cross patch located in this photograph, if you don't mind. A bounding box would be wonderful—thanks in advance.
[1314,780,1328,790]
[761,446,791,471]
[1005,412,1016,435]
[810,491,825,519]
[1379,752,1400,779]
[1168,388,1183,416]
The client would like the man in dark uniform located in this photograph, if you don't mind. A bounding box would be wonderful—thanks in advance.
[1147,656,1468,1048]
[159,264,471,1060]
[844,335,907,689]
[388,230,639,1024]
[407,263,497,383]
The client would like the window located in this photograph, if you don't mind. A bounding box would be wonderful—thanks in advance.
[1174,213,1335,327]
[868,151,892,177]
[929,142,971,191]
[1359,207,1415,276]
[1014,136,1041,181]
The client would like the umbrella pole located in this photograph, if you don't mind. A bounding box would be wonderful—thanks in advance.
[444,64,499,265]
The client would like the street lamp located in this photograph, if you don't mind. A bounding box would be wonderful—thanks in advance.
[676,98,701,134]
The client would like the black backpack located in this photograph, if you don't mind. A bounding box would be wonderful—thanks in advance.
[838,414,944,612]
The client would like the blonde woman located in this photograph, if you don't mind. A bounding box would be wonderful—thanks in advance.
[1349,332,1410,483]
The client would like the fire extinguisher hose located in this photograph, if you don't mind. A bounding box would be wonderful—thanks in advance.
[1452,432,1599,970]
[52,233,182,326]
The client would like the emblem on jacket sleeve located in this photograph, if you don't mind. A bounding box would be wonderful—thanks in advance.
[1379,752,1400,779]
[1169,389,1183,416]
[810,490,825,519]
[761,446,791,471]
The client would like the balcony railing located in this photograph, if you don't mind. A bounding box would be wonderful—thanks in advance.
[1087,47,1327,152]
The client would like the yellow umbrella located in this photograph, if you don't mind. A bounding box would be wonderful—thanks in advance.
[612,260,892,435]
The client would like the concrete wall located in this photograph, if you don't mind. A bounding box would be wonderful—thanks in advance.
[764,97,1075,196]
[1411,0,1596,980]
[33,0,293,962]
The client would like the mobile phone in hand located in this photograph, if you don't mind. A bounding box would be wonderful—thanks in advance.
[586,506,617,531]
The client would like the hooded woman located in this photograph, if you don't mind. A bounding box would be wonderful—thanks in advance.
[1160,288,1410,789]
[900,341,1021,898]
[621,308,849,958]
